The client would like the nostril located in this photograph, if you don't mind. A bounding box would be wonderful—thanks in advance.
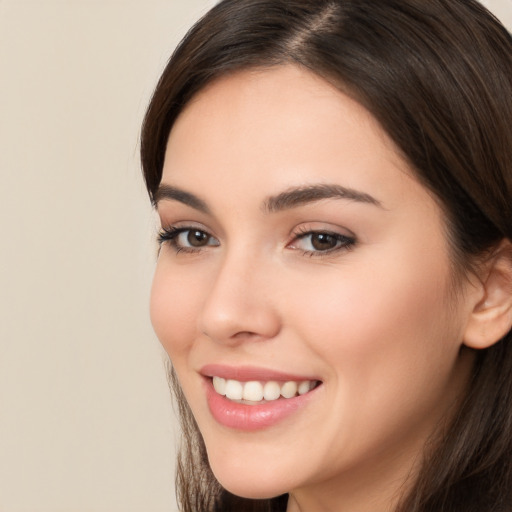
[232,331,259,339]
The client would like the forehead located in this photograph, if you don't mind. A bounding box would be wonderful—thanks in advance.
[165,67,402,176]
[161,64,436,223]
[169,65,390,151]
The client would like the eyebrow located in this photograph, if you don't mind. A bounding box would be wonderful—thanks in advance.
[154,184,211,214]
[154,182,382,214]
[263,184,382,213]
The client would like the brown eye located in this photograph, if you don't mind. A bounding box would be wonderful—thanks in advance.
[289,230,356,256]
[310,233,338,251]
[187,230,210,247]
[158,226,220,253]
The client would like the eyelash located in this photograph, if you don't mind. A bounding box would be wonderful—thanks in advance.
[292,226,356,257]
[157,226,218,254]
[157,225,356,257]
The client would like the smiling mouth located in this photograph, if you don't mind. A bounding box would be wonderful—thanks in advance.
[212,377,321,404]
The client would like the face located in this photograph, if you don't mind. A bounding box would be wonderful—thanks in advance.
[151,66,477,510]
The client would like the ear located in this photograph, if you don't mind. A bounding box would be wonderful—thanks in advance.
[464,239,512,350]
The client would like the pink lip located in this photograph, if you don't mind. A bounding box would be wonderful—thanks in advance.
[200,364,319,383]
[201,365,322,431]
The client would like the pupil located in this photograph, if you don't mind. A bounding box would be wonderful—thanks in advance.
[312,233,336,251]
[188,230,208,247]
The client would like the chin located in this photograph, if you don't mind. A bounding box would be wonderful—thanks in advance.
[208,455,292,500]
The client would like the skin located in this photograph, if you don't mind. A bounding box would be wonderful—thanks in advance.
[150,65,482,512]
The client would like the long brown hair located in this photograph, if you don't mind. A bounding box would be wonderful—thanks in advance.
[141,1,512,510]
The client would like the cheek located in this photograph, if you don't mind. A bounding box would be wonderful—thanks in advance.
[150,261,201,358]
[287,248,460,392]
[280,253,467,459]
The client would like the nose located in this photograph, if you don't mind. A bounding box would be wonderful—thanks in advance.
[198,251,281,344]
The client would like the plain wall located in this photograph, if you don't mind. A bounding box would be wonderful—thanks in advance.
[0,1,215,511]
[0,1,510,511]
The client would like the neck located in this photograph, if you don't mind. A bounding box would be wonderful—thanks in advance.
[285,439,423,512]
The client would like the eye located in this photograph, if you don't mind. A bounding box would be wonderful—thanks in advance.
[179,229,212,247]
[158,226,220,253]
[289,230,355,256]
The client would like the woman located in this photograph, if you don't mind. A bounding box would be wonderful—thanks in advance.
[141,1,512,511]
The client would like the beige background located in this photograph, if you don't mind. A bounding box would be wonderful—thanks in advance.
[0,1,510,511]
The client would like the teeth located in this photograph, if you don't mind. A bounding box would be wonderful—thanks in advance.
[212,376,226,395]
[242,381,263,401]
[281,381,298,398]
[212,377,317,402]
[224,379,243,400]
[298,381,312,395]
[263,381,281,401]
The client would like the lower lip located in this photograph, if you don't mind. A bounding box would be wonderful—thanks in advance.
[205,379,319,431]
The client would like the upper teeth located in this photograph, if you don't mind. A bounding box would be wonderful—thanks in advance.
[212,377,317,402]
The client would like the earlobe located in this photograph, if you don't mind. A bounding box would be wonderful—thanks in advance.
[463,240,512,350]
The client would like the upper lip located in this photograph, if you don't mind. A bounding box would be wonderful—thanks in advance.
[200,364,321,383]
